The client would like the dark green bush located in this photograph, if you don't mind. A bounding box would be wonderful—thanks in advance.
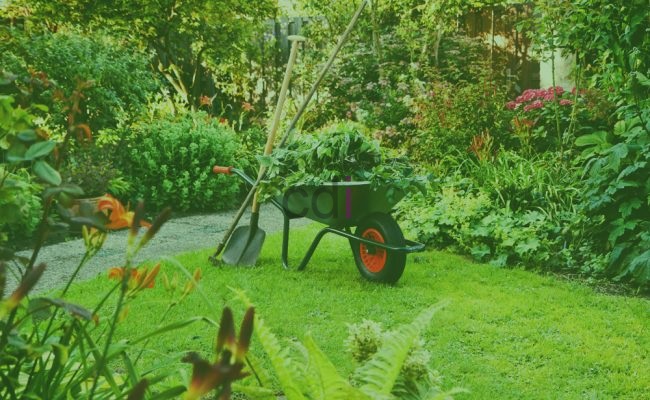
[580,105,650,286]
[0,28,159,131]
[120,112,241,212]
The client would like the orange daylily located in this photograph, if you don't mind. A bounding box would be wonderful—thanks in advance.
[108,263,160,294]
[97,194,151,230]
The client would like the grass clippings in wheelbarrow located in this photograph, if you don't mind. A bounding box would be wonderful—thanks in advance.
[258,121,427,201]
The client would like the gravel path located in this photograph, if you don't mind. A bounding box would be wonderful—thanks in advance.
[13,204,308,293]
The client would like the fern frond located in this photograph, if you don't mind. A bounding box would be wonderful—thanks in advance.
[233,289,307,400]
[303,334,370,400]
[355,302,447,397]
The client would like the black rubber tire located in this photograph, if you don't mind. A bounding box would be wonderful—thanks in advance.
[350,213,406,284]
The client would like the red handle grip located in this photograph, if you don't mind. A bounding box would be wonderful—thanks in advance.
[212,165,233,175]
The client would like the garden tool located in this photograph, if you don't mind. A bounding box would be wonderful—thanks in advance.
[210,0,368,265]
[221,35,305,266]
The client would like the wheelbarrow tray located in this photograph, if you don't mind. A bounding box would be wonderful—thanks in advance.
[277,181,405,228]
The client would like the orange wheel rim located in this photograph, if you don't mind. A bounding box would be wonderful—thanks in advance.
[359,228,387,273]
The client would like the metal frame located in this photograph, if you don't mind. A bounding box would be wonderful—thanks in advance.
[228,168,425,271]
[279,210,424,270]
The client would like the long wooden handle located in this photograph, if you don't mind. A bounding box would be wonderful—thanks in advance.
[251,36,304,213]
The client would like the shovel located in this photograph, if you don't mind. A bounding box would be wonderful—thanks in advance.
[221,35,305,266]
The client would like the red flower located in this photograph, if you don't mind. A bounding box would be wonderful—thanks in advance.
[560,99,572,106]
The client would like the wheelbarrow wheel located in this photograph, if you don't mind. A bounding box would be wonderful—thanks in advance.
[351,213,406,283]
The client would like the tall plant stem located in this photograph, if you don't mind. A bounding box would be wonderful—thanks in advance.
[550,46,563,160]
[87,270,130,398]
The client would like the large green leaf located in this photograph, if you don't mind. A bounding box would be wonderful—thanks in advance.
[24,140,56,160]
[33,160,62,186]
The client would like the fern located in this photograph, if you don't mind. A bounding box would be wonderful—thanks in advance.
[233,289,307,400]
[354,303,447,398]
[233,289,455,400]
[303,334,369,400]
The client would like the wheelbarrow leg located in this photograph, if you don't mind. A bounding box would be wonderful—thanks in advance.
[281,215,336,271]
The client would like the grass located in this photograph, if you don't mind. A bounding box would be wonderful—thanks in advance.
[63,224,650,399]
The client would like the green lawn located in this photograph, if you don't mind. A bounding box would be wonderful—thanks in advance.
[63,224,650,399]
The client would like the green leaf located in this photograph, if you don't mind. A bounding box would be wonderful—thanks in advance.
[33,160,62,186]
[575,131,609,147]
[24,140,56,160]
[43,184,85,200]
[17,130,38,142]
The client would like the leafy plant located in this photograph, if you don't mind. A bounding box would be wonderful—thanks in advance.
[120,112,242,212]
[581,106,650,286]
[260,121,426,201]
[235,290,461,400]
[0,28,160,133]
[409,77,513,165]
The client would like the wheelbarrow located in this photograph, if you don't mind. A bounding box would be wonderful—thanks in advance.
[212,166,425,283]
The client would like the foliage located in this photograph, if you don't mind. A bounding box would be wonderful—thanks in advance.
[0,28,159,133]
[120,112,242,212]
[0,80,250,398]
[397,154,602,274]
[409,77,513,164]
[506,86,615,153]
[236,290,460,400]
[0,167,42,244]
[259,122,426,201]
[61,144,130,198]
[580,105,650,286]
[18,0,276,112]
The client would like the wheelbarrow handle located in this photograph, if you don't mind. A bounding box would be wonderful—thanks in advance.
[212,165,233,175]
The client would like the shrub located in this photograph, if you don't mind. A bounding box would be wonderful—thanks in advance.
[506,86,615,154]
[0,28,160,132]
[0,168,42,245]
[397,157,602,274]
[580,105,650,287]
[409,78,513,165]
[120,112,242,212]
[61,144,130,198]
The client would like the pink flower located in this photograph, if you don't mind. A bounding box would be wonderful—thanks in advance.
[559,99,572,106]
[544,93,555,101]
[524,100,544,112]
[506,101,517,110]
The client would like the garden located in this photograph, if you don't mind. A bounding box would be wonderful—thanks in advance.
[1,0,649,399]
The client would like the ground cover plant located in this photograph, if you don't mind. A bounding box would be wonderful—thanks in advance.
[61,225,650,399]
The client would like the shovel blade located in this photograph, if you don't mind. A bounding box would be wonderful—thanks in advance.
[222,226,266,266]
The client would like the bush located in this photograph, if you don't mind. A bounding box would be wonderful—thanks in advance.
[0,168,42,246]
[0,28,160,132]
[506,86,615,154]
[397,155,602,274]
[120,112,242,212]
[580,105,650,287]
[409,78,513,165]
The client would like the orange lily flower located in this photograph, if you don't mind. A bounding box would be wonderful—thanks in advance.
[97,194,151,230]
[108,263,160,294]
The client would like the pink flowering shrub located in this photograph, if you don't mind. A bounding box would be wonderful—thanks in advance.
[506,86,613,153]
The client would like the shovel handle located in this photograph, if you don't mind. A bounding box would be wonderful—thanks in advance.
[212,165,233,175]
